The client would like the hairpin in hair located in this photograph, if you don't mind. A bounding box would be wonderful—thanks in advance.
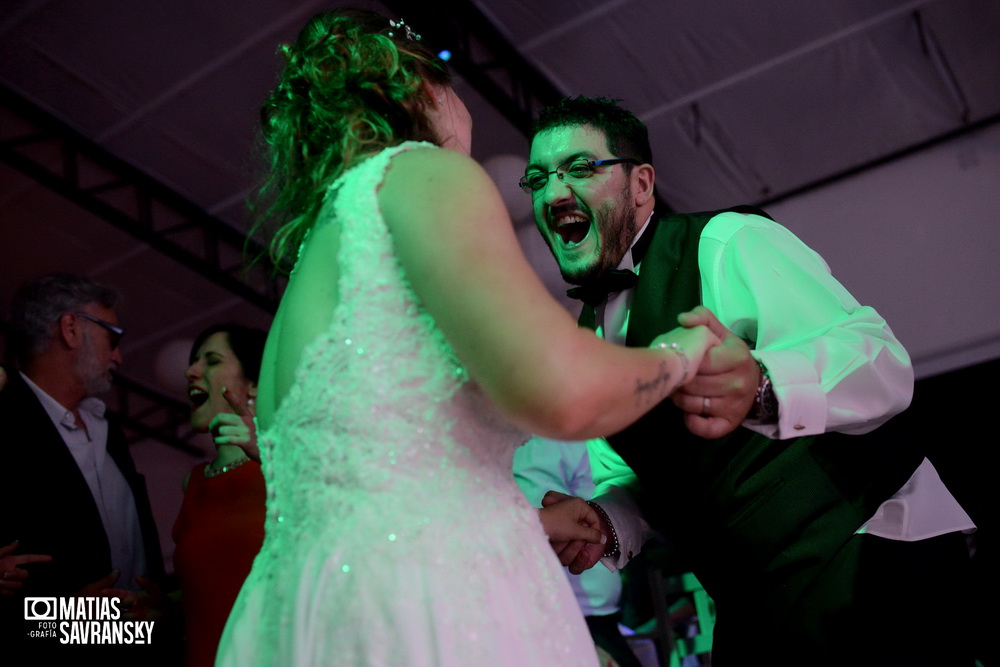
[388,18,421,41]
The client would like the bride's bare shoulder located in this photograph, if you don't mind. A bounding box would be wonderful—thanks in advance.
[386,146,489,182]
[381,147,499,217]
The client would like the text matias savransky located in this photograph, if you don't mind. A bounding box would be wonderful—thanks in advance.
[24,596,155,645]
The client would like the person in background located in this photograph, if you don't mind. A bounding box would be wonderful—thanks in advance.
[0,540,52,597]
[172,323,266,667]
[0,272,165,663]
[514,437,642,667]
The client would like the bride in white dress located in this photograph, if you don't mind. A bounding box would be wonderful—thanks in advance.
[217,9,717,666]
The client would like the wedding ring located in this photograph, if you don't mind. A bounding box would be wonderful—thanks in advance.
[702,396,710,416]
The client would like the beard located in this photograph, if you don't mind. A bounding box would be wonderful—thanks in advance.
[560,180,637,286]
[75,330,113,397]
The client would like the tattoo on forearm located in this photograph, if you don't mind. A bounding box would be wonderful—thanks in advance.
[634,361,672,407]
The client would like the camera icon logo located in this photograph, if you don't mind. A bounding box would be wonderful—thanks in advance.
[24,597,57,621]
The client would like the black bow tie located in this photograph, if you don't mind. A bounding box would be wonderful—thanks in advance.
[566,217,657,308]
[566,269,638,307]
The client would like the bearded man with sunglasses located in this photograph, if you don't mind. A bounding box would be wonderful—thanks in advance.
[524,97,974,665]
[0,273,164,658]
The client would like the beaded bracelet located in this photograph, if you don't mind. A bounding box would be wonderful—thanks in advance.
[587,501,621,560]
[655,341,690,379]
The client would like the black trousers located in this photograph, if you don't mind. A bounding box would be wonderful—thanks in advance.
[711,531,975,666]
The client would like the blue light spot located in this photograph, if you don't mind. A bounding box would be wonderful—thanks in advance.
[388,534,397,542]
[438,50,452,62]
[342,564,350,573]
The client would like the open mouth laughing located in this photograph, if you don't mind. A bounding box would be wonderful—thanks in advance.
[550,206,592,247]
[188,386,210,410]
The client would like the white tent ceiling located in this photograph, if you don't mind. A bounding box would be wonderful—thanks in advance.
[483,0,1000,210]
[2,0,999,405]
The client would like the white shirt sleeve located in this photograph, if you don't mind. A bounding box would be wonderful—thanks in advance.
[589,211,917,564]
[698,212,914,439]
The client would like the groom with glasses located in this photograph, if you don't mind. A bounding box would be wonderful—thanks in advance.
[0,273,164,660]
[525,96,974,665]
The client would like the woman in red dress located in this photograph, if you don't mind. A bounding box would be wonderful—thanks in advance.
[172,324,266,667]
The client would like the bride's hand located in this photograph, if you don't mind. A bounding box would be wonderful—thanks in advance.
[649,325,720,385]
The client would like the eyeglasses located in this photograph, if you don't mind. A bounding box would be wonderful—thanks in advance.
[519,157,639,194]
[74,312,125,349]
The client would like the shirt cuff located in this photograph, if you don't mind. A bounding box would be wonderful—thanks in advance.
[592,486,653,572]
[746,349,827,439]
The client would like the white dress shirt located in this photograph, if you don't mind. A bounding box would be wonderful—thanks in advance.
[592,211,973,570]
[21,371,148,590]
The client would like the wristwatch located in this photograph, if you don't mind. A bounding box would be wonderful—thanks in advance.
[750,359,778,423]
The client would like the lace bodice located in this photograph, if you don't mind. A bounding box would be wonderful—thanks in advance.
[259,141,527,545]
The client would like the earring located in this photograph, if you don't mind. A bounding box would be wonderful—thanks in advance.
[438,98,444,106]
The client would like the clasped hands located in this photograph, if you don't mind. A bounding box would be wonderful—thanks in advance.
[664,305,761,440]
[0,540,51,596]
[97,574,171,621]
[0,541,169,620]
[542,306,762,573]
[538,491,611,574]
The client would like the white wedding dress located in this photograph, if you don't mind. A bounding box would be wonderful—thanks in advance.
[216,142,598,666]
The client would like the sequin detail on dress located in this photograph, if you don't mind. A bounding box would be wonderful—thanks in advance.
[217,142,597,666]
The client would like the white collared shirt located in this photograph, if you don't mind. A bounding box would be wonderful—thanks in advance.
[21,371,148,590]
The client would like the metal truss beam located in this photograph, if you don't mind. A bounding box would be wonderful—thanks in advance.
[0,84,281,315]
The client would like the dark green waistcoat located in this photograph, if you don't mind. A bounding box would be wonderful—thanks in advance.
[604,207,921,622]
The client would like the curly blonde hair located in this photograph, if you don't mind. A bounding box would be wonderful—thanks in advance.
[252,8,451,272]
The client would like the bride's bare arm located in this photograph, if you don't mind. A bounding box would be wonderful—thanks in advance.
[380,147,715,440]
